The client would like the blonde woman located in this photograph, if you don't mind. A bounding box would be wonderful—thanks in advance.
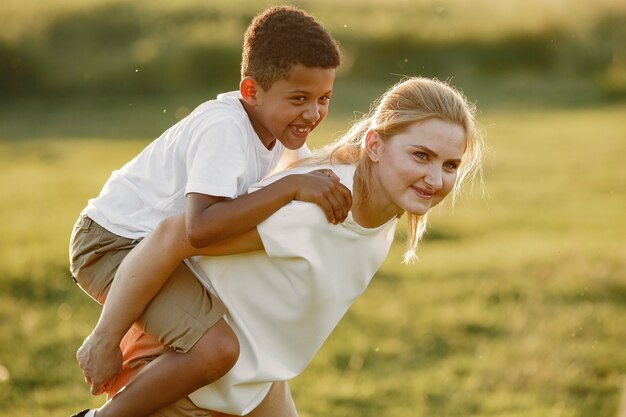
[72,77,485,417]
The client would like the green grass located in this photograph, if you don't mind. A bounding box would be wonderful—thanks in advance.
[292,104,626,417]
[1,1,625,415]
[1,102,625,416]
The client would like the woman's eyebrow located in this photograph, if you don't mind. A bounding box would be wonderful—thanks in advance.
[410,145,462,163]
[410,144,438,157]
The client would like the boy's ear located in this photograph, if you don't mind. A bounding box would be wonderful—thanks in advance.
[240,77,260,105]
[364,130,383,162]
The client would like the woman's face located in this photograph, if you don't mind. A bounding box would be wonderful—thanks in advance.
[368,118,466,218]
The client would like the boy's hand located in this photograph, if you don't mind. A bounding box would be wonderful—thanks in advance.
[76,332,123,395]
[290,169,352,224]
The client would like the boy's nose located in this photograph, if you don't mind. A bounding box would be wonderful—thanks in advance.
[302,103,321,122]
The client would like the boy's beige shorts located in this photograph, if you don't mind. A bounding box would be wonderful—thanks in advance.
[69,214,227,353]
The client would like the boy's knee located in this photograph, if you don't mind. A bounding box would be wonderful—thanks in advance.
[212,329,240,370]
[192,320,240,381]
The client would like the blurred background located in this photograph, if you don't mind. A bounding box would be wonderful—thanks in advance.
[1,1,625,416]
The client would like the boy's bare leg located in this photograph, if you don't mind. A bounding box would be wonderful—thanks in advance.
[113,379,297,417]
[96,318,239,417]
[110,329,297,417]
[158,381,297,417]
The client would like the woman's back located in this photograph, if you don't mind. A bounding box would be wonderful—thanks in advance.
[186,163,397,415]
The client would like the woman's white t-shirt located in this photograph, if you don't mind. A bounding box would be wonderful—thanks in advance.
[185,164,398,415]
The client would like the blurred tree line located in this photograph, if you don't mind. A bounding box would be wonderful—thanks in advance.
[1,1,625,102]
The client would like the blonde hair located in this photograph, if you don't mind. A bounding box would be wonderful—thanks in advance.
[297,77,485,263]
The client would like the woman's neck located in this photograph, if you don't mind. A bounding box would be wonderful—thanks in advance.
[351,170,402,228]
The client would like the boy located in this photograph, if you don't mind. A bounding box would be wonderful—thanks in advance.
[69,6,348,417]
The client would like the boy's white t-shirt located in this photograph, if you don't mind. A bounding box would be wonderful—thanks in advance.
[82,91,309,239]
[185,164,398,415]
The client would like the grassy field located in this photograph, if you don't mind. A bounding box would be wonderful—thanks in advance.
[1,100,625,416]
[1,0,626,416]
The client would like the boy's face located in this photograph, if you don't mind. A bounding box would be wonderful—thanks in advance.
[247,64,335,150]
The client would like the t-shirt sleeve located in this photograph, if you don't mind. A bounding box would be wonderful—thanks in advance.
[185,117,248,198]
[257,201,330,259]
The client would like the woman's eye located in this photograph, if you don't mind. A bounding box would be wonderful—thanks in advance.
[414,152,428,160]
[444,162,459,171]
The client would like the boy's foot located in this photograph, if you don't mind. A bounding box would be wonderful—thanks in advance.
[69,410,96,417]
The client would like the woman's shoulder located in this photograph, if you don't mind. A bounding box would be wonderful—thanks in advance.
[253,163,357,191]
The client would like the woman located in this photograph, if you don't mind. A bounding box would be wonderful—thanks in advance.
[73,76,485,417]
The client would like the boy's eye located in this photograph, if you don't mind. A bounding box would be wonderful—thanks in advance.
[290,96,306,102]
[319,95,331,102]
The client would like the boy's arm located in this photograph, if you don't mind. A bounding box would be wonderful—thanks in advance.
[186,168,352,248]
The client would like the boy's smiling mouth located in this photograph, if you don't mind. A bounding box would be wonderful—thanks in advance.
[290,124,313,137]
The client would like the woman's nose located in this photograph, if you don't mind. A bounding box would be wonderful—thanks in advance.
[424,167,443,190]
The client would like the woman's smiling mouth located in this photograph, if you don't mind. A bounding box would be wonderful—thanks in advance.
[411,185,434,199]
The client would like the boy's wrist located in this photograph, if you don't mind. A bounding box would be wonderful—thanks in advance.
[275,174,300,201]
[91,327,125,347]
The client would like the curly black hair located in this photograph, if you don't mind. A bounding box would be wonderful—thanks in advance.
[241,6,341,90]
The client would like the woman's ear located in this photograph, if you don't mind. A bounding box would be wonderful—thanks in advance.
[364,130,383,162]
[240,77,260,105]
